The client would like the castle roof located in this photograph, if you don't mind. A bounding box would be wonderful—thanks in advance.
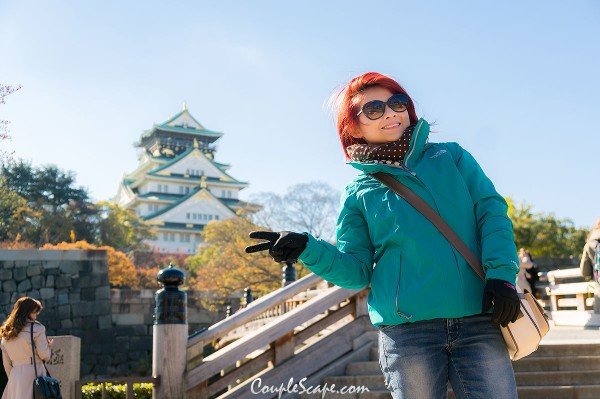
[135,105,223,149]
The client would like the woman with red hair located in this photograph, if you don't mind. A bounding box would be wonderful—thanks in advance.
[247,72,519,398]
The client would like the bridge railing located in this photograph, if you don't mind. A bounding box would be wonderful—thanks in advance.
[184,273,370,398]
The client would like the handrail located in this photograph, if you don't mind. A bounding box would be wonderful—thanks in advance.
[185,284,361,391]
[187,273,322,349]
[547,267,584,284]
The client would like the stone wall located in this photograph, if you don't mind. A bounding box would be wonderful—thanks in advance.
[0,249,240,378]
[111,288,239,339]
[0,249,112,376]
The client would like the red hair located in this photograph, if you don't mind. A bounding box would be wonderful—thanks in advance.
[333,72,418,159]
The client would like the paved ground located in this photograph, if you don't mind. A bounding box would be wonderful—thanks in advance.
[541,322,600,344]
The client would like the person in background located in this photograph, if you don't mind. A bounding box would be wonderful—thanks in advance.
[246,72,520,399]
[0,297,53,399]
[517,248,539,296]
[580,218,600,282]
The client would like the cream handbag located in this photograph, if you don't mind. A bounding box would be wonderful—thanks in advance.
[372,172,550,361]
[500,286,550,360]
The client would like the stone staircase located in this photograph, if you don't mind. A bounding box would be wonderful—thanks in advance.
[299,341,600,399]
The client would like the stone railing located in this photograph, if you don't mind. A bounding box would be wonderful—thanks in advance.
[546,267,600,327]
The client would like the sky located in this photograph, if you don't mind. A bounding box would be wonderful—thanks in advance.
[1,1,599,228]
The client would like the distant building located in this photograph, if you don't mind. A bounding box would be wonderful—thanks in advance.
[115,103,255,254]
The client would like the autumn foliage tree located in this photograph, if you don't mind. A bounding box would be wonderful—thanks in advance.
[96,201,155,253]
[186,217,309,299]
[40,240,140,288]
[131,250,191,289]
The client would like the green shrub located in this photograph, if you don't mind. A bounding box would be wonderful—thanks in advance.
[81,382,152,399]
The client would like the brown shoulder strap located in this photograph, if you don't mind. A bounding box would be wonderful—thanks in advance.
[371,172,486,281]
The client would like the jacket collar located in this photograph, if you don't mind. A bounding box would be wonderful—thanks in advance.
[348,118,430,174]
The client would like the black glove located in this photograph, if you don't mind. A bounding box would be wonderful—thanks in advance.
[246,231,308,263]
[481,279,520,327]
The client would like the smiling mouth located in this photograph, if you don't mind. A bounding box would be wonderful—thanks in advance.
[382,122,401,130]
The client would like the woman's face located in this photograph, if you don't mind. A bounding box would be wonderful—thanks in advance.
[351,86,411,145]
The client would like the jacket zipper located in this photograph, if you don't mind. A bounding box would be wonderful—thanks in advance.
[400,122,465,304]
[403,119,424,171]
[400,165,416,176]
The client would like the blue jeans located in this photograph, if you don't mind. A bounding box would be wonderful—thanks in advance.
[378,314,517,399]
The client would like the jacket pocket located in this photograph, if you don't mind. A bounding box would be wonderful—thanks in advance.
[395,253,413,320]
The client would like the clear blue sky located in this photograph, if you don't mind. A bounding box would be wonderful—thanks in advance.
[1,1,598,228]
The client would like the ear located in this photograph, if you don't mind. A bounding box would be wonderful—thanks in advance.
[349,130,363,139]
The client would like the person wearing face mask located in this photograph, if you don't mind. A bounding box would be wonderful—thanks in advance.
[246,72,520,399]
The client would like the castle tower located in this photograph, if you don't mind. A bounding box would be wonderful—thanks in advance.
[114,104,254,253]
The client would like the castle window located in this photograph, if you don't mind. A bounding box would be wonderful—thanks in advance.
[157,184,169,193]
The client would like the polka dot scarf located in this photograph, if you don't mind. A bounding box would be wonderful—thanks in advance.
[347,125,415,167]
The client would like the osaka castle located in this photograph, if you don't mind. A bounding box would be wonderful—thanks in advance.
[114,103,254,254]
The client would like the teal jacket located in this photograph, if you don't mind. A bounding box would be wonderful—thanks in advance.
[299,119,519,327]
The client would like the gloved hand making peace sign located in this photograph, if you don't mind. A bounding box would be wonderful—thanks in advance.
[245,231,308,263]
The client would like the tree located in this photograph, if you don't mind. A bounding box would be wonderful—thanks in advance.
[40,240,140,288]
[507,198,588,258]
[248,181,340,241]
[0,160,96,245]
[0,84,21,163]
[186,217,310,298]
[130,249,191,289]
[0,180,40,241]
[1,160,89,210]
[95,201,155,253]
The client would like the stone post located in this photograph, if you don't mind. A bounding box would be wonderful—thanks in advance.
[152,264,187,399]
[243,287,254,307]
[46,336,81,399]
[282,261,297,287]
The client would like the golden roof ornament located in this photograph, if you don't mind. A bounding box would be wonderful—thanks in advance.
[200,175,207,189]
[193,138,199,149]
[183,100,187,111]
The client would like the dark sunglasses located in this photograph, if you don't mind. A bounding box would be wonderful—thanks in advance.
[357,93,409,120]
